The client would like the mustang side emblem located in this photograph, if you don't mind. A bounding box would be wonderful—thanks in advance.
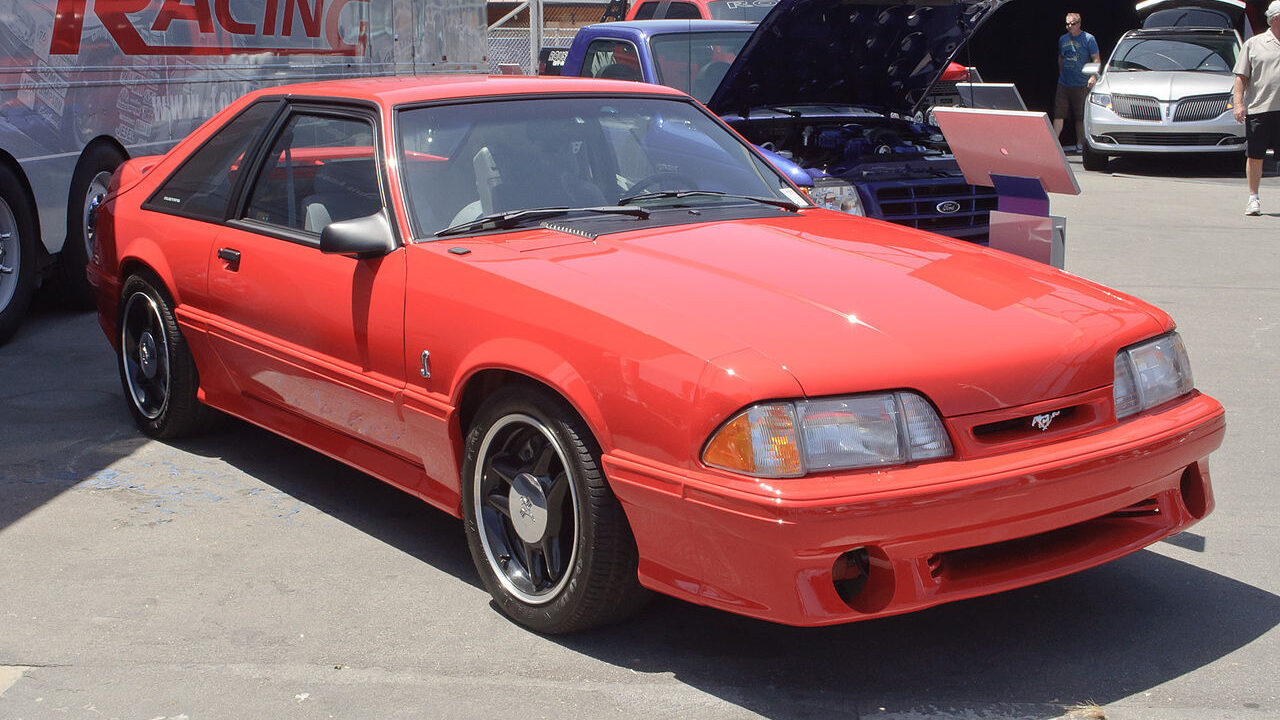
[1031,411,1062,432]
[936,200,961,214]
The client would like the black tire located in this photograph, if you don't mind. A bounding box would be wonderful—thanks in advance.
[1082,144,1109,172]
[117,274,213,439]
[0,164,38,346]
[60,144,126,310]
[461,386,649,633]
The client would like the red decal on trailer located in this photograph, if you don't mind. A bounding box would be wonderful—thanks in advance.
[50,0,368,55]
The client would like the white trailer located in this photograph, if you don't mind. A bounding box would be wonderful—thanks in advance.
[0,0,486,343]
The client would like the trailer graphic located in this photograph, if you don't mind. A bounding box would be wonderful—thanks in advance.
[0,0,485,343]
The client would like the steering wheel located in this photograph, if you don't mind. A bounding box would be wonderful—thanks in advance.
[625,171,699,195]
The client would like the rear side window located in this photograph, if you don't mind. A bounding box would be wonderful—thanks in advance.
[631,1,660,18]
[147,101,278,222]
[582,39,643,81]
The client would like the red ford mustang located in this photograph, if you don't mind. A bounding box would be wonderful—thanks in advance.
[87,76,1225,633]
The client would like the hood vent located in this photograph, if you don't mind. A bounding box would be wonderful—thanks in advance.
[540,221,600,239]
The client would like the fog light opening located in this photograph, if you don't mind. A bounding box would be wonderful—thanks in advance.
[832,547,871,604]
[1179,463,1208,519]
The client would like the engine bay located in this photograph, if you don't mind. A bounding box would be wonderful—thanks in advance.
[728,114,959,181]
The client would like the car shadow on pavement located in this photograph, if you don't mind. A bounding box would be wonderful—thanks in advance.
[168,417,482,590]
[0,298,148,532]
[176,414,1280,719]
[1085,153,1279,181]
[549,548,1279,718]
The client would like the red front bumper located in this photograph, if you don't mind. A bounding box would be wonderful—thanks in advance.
[605,392,1225,626]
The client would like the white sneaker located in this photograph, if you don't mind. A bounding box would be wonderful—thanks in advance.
[1246,197,1262,216]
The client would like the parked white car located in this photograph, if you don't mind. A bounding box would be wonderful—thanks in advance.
[1082,0,1247,170]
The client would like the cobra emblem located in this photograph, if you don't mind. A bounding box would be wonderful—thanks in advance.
[936,200,961,214]
[1031,411,1061,432]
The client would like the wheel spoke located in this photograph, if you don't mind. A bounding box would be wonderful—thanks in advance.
[488,453,523,484]
[545,470,569,509]
[483,486,512,519]
[532,442,557,477]
[541,536,564,579]
[525,543,546,588]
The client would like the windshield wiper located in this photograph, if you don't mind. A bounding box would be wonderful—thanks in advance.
[434,205,650,238]
[617,189,800,212]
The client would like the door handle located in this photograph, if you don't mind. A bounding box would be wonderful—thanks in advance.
[217,247,241,270]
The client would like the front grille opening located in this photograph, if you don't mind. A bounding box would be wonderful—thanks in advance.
[1107,498,1160,518]
[972,405,1084,443]
[933,497,1166,586]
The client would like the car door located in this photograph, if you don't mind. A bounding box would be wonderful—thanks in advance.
[202,104,410,460]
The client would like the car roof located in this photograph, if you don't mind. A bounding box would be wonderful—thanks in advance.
[241,74,691,108]
[584,19,756,35]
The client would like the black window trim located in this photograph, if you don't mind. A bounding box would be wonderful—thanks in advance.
[141,99,284,223]
[226,100,397,250]
[142,95,400,251]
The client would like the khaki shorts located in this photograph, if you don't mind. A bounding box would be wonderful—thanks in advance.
[1054,84,1090,122]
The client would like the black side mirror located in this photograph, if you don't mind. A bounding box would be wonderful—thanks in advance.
[319,211,396,258]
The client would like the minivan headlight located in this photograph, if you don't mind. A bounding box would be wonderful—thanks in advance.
[1113,331,1194,419]
[703,392,951,478]
[1089,93,1112,110]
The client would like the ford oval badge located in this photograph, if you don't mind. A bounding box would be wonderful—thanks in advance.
[936,200,961,214]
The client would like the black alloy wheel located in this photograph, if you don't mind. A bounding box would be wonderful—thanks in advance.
[461,386,648,633]
[117,275,213,438]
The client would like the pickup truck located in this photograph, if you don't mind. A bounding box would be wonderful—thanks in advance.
[553,2,1011,242]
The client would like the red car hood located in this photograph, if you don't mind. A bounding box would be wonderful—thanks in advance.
[486,212,1169,417]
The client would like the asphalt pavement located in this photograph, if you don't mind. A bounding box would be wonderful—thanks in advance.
[0,154,1277,720]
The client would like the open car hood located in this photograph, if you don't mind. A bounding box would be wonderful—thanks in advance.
[706,0,1013,117]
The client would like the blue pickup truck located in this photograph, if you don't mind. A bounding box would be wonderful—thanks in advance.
[554,0,1010,242]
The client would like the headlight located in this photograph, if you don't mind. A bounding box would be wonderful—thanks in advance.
[1089,93,1112,110]
[1113,332,1194,419]
[702,391,952,478]
[807,177,865,216]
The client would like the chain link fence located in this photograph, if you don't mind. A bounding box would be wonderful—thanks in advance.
[487,4,609,75]
[488,27,578,75]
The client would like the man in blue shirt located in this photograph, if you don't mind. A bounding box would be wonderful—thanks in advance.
[1055,12,1100,152]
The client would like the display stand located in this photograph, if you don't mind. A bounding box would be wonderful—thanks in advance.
[931,107,1079,268]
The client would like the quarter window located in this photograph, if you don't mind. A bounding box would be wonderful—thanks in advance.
[147,101,278,222]
[242,113,380,234]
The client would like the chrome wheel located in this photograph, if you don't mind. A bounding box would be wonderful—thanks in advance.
[0,196,18,310]
[81,170,112,259]
[473,413,579,605]
[120,289,170,421]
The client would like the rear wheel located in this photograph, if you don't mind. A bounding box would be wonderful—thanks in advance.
[0,165,37,345]
[461,386,648,633]
[60,145,126,310]
[1082,144,1109,171]
[117,274,213,438]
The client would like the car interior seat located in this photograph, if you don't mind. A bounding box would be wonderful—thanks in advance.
[302,158,380,233]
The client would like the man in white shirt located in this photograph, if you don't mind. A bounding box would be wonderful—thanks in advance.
[1234,0,1280,216]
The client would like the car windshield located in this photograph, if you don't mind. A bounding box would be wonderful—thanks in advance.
[1107,35,1237,73]
[706,0,777,21]
[396,96,796,238]
[649,31,752,102]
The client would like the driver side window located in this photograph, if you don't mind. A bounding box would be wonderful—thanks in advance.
[242,113,380,236]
